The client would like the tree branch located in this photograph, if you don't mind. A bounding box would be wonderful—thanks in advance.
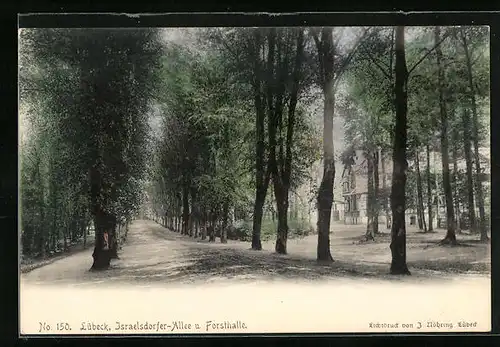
[359,46,392,81]
[407,29,453,76]
[334,28,373,89]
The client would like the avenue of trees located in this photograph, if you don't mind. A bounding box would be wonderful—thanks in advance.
[19,26,490,274]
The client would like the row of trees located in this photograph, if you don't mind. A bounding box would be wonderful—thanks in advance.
[148,28,323,250]
[147,27,368,260]
[339,26,489,253]
[20,26,489,275]
[19,29,164,269]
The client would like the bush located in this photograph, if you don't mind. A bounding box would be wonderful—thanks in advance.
[229,216,315,242]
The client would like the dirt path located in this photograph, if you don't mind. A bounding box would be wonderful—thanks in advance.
[21,219,490,288]
[20,220,491,334]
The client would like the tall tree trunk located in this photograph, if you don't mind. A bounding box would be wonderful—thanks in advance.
[425,144,433,231]
[435,26,457,245]
[365,150,375,240]
[451,127,462,234]
[373,150,380,234]
[252,28,274,250]
[389,26,411,275]
[461,107,476,233]
[415,149,427,232]
[460,29,489,242]
[315,27,335,262]
[274,28,304,255]
[265,28,293,255]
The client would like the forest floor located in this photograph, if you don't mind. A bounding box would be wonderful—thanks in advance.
[20,220,491,334]
[21,219,490,286]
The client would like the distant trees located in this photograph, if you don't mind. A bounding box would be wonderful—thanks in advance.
[149,28,320,253]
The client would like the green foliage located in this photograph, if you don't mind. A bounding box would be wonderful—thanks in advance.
[19,28,163,257]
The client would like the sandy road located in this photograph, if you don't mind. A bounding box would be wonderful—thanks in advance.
[20,220,492,334]
[21,219,490,286]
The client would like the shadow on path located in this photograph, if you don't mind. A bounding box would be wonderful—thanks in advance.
[21,220,490,287]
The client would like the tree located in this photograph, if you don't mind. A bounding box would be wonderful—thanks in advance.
[457,26,490,242]
[389,26,411,275]
[19,28,163,269]
[434,26,457,245]
[311,27,368,261]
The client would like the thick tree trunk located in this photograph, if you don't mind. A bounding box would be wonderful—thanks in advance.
[252,193,265,250]
[415,149,427,232]
[426,145,433,231]
[435,26,457,245]
[90,166,111,270]
[315,28,335,262]
[389,26,411,275]
[461,29,489,242]
[365,150,375,240]
[274,184,289,254]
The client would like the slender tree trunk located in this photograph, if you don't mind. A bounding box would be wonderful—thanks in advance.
[452,127,462,234]
[194,218,199,238]
[435,26,457,245]
[461,108,476,233]
[201,211,207,240]
[220,202,229,244]
[315,28,335,262]
[381,150,391,229]
[182,185,190,235]
[373,150,380,234]
[389,26,411,275]
[461,29,489,242]
[426,145,433,231]
[83,223,88,248]
[415,149,427,232]
[365,150,375,240]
